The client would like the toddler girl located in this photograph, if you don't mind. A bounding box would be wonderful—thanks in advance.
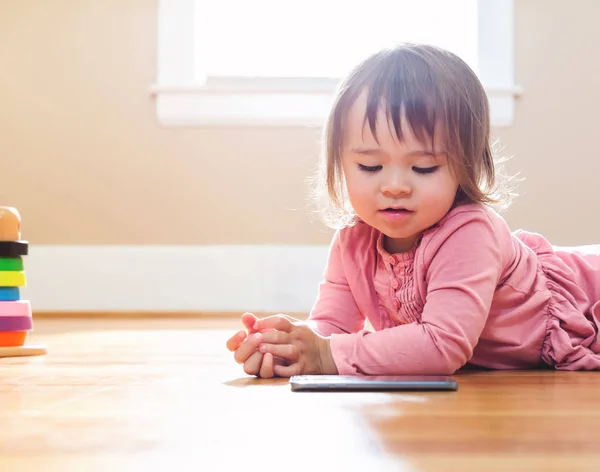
[226,43,600,377]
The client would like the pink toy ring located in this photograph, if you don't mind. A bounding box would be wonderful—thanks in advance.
[0,300,32,317]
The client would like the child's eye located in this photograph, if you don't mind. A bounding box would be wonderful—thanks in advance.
[413,166,439,175]
[358,164,382,172]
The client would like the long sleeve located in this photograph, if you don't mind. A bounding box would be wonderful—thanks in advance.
[329,214,502,375]
[307,230,366,336]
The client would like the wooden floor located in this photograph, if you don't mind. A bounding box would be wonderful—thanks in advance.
[1,317,599,472]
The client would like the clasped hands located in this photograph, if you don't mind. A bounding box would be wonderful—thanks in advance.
[225,312,338,378]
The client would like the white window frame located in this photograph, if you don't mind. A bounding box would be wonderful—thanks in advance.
[151,0,521,127]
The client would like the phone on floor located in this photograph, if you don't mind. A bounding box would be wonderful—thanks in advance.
[289,375,458,392]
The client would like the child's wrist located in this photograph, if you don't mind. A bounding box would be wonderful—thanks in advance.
[319,337,338,375]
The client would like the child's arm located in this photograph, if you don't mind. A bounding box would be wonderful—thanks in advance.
[246,229,366,377]
[329,216,502,375]
[306,230,366,336]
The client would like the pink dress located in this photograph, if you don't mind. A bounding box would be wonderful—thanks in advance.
[308,203,600,375]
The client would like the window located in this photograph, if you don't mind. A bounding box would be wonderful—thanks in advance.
[152,0,520,127]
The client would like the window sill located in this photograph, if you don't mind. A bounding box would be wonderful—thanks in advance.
[149,78,522,128]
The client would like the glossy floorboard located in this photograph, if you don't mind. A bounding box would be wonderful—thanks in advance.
[1,317,598,471]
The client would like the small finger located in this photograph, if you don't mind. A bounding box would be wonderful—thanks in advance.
[253,315,293,333]
[259,330,290,345]
[243,351,264,376]
[273,363,302,378]
[233,332,262,364]
[259,352,275,378]
[279,314,303,323]
[259,343,299,361]
[225,330,247,352]
[241,312,258,333]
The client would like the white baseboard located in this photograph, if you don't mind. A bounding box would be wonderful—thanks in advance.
[18,245,330,313]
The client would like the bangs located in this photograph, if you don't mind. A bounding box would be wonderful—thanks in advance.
[336,47,458,154]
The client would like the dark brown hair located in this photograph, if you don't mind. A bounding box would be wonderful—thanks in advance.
[311,43,517,228]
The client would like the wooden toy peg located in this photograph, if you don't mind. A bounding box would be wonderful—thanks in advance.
[0,207,21,241]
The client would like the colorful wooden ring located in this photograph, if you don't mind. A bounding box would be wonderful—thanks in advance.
[0,316,33,331]
[0,271,27,287]
[0,258,24,271]
[0,241,28,258]
[0,287,20,301]
[0,331,27,347]
[0,300,31,317]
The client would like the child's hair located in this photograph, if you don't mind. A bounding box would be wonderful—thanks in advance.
[310,43,518,229]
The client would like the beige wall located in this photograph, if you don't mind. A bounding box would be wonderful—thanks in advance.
[1,0,599,246]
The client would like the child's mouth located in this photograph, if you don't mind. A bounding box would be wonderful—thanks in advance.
[381,208,412,213]
[379,208,414,220]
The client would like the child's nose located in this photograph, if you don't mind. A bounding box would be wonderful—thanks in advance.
[381,171,412,197]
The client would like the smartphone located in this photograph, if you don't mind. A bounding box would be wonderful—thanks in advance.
[289,375,458,392]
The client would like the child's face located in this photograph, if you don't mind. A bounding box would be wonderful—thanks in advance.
[341,93,459,254]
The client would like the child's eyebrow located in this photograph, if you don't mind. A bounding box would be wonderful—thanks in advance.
[349,147,382,155]
[349,147,442,157]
